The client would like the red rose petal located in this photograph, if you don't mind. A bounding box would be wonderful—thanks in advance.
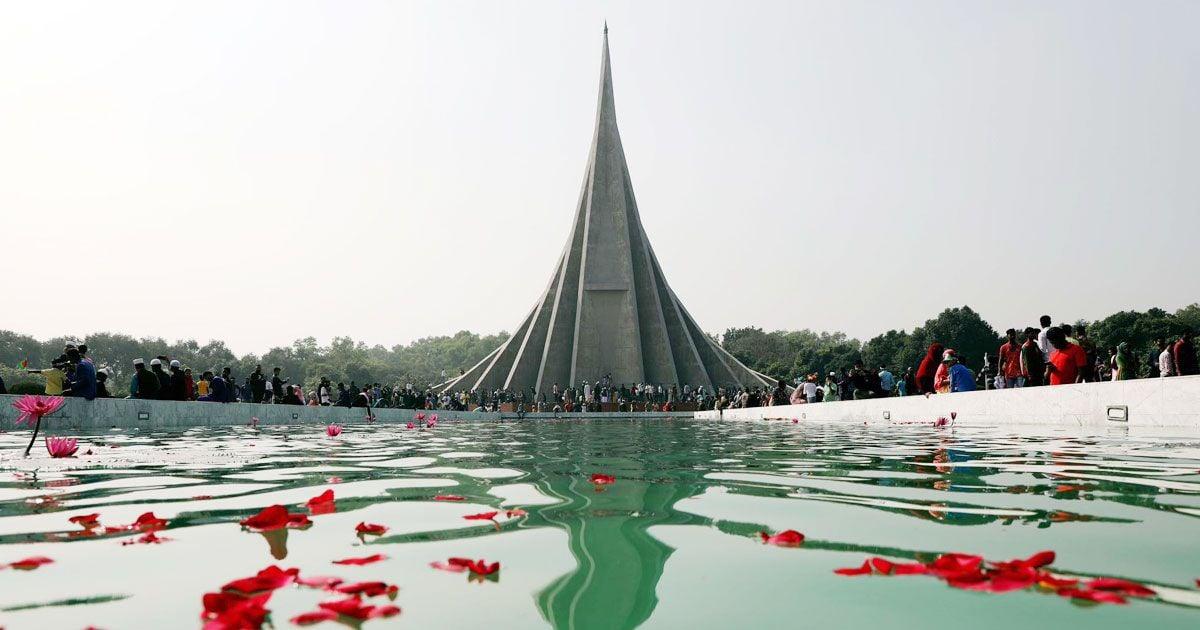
[332,554,387,566]
[7,556,53,570]
[1057,587,1128,605]
[758,529,805,547]
[435,495,465,501]
[464,511,498,522]
[355,522,388,536]
[335,581,398,597]
[221,565,299,594]
[590,474,616,485]
[296,575,344,590]
[834,560,872,576]
[291,609,338,626]
[1086,577,1155,597]
[307,489,336,515]
[69,513,100,528]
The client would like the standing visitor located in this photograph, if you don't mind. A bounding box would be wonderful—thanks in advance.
[934,350,954,394]
[899,368,914,396]
[250,365,267,403]
[1158,339,1176,377]
[1020,328,1045,387]
[1037,315,1053,362]
[318,377,333,406]
[997,329,1023,388]
[1045,327,1088,385]
[915,343,944,394]
[27,356,68,395]
[1147,339,1164,378]
[184,368,195,400]
[803,376,819,403]
[132,359,159,399]
[65,347,97,400]
[1076,325,1097,381]
[150,359,171,400]
[271,367,288,402]
[168,360,187,401]
[1114,343,1137,381]
[1173,333,1197,376]
[877,366,895,397]
[823,372,840,401]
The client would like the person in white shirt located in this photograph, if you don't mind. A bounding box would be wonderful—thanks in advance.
[1159,340,1177,377]
[803,379,818,403]
[1037,315,1053,362]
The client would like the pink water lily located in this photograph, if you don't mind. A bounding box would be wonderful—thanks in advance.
[427,414,438,428]
[406,422,415,429]
[45,436,78,458]
[12,395,65,427]
[326,424,342,437]
[12,395,66,457]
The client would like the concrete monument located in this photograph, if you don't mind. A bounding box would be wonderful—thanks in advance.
[442,27,773,394]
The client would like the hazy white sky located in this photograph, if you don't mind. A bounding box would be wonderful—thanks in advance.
[2,1,1197,355]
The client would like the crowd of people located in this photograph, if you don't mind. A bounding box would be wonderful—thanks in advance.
[2,315,1196,414]
[773,315,1197,409]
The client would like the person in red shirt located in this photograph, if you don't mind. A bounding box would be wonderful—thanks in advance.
[1173,333,1197,377]
[1045,327,1088,385]
[997,328,1023,388]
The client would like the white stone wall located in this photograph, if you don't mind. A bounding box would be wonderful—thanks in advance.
[695,375,1200,431]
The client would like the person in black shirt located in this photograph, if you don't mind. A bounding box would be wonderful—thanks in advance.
[270,367,288,403]
[250,365,267,403]
[169,360,188,401]
[281,385,303,405]
[151,359,172,400]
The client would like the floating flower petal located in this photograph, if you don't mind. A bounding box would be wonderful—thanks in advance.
[332,554,387,566]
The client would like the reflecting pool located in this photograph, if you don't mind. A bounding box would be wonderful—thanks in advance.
[1,418,1199,628]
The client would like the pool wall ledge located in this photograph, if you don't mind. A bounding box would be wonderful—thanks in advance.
[697,374,1200,430]
[1,375,1198,430]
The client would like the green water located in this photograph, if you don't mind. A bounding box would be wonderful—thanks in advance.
[1,419,1199,628]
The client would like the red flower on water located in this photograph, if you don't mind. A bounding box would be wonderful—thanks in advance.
[45,436,79,458]
[306,490,336,515]
[1085,577,1155,597]
[121,531,170,545]
[1057,587,1128,605]
[335,581,399,598]
[464,511,498,522]
[291,609,338,626]
[833,560,872,576]
[12,395,66,427]
[221,565,300,594]
[869,557,927,575]
[317,596,401,620]
[406,422,415,429]
[296,575,343,590]
[332,554,387,566]
[325,424,342,437]
[590,474,616,485]
[201,591,271,629]
[434,495,465,502]
[355,522,388,536]
[925,553,983,578]
[105,511,169,535]
[6,556,53,570]
[240,505,311,532]
[69,513,100,529]
[758,529,804,547]
[415,413,426,421]
[430,557,500,576]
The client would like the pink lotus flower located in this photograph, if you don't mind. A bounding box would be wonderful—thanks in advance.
[12,395,66,457]
[250,416,260,427]
[45,436,78,458]
[427,414,438,428]
[12,395,65,427]
[406,422,415,429]
[415,413,426,421]
[326,424,342,437]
